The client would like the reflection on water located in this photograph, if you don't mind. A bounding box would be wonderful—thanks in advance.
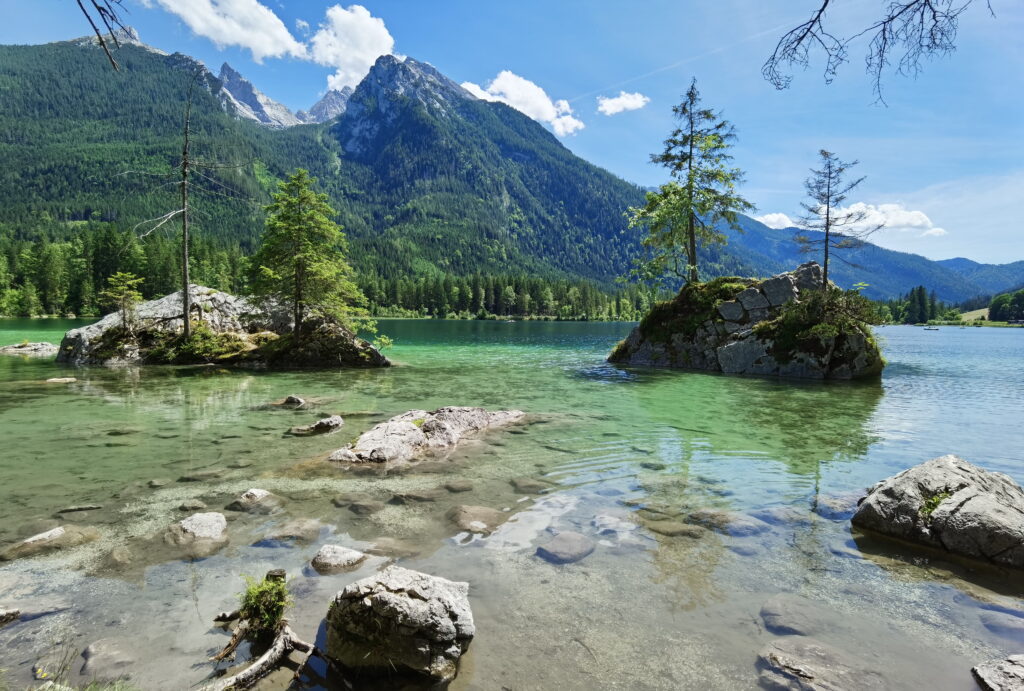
[0,319,1022,689]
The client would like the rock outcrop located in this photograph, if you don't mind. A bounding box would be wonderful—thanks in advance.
[329,406,525,466]
[0,342,58,357]
[56,285,389,369]
[164,512,228,557]
[972,654,1024,690]
[325,566,474,683]
[852,455,1024,568]
[609,263,883,379]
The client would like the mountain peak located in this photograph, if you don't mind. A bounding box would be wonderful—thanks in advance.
[217,63,300,128]
[297,87,353,124]
[71,25,168,56]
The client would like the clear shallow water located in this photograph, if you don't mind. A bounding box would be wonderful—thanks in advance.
[0,319,1022,690]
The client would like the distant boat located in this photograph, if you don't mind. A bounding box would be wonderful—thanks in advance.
[924,326,940,331]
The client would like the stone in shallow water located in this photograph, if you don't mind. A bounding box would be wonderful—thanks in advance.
[591,514,637,536]
[645,520,706,538]
[365,536,421,559]
[758,636,887,690]
[288,414,344,437]
[686,509,770,536]
[311,544,367,574]
[45,377,77,383]
[510,477,554,494]
[148,479,170,488]
[226,488,283,514]
[1,525,99,561]
[447,505,506,534]
[972,654,1024,690]
[178,499,207,512]
[760,594,831,636]
[348,500,385,516]
[326,566,474,683]
[390,488,445,504]
[444,479,474,493]
[266,519,324,543]
[164,512,228,558]
[0,342,57,357]
[536,531,596,564]
[80,638,135,682]
[177,469,223,482]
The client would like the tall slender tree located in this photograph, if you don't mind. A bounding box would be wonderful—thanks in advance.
[794,150,883,289]
[631,79,752,286]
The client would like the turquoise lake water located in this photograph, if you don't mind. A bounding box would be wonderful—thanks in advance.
[0,318,1022,689]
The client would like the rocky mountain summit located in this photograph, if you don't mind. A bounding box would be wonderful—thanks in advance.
[57,286,388,369]
[296,87,352,124]
[218,63,302,128]
[609,262,883,379]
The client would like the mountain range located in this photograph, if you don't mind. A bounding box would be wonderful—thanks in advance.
[0,28,1021,303]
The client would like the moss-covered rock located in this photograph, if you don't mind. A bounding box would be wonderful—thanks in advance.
[609,262,883,380]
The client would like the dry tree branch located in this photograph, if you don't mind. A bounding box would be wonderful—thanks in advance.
[133,208,182,238]
[75,0,128,70]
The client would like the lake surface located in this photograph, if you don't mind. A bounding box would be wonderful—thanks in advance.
[0,319,1022,690]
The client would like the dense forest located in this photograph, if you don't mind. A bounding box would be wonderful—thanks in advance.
[877,285,960,324]
[988,287,1024,322]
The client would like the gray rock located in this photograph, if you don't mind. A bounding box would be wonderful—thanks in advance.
[164,512,228,557]
[283,395,306,408]
[717,336,772,375]
[311,544,367,574]
[536,531,595,564]
[331,492,372,507]
[348,500,386,516]
[148,479,170,488]
[1,525,100,561]
[325,566,474,683]
[80,638,135,682]
[45,377,77,383]
[390,488,445,504]
[761,275,799,307]
[972,654,1024,690]
[177,469,223,482]
[288,415,344,436]
[226,488,283,514]
[717,300,745,321]
[178,499,207,511]
[814,494,859,520]
[510,477,554,494]
[852,455,1024,569]
[686,509,771,536]
[266,519,323,543]
[980,610,1024,638]
[0,342,58,357]
[758,636,887,690]
[444,479,474,493]
[447,505,506,534]
[591,514,638,536]
[760,594,830,636]
[792,261,824,292]
[645,520,707,538]
[329,406,525,466]
[737,287,770,310]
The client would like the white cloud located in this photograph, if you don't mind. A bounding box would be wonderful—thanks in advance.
[148,0,306,62]
[462,71,584,136]
[310,4,395,90]
[295,18,309,34]
[596,91,650,116]
[756,212,796,229]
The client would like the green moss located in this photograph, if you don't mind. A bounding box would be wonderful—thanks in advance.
[145,323,252,364]
[239,574,291,641]
[920,490,952,522]
[411,418,426,427]
[637,276,753,344]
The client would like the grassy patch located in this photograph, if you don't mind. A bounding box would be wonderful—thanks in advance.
[636,276,752,343]
[240,574,291,642]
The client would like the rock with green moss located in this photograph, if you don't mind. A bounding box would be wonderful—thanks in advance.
[56,285,388,369]
[608,262,883,380]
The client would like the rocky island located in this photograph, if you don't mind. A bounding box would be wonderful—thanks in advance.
[56,285,389,368]
[609,262,883,379]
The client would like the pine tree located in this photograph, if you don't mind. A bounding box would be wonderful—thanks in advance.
[248,169,368,341]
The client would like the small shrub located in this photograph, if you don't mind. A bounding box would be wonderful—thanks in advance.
[240,574,291,641]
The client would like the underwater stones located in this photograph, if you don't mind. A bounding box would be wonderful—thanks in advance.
[447,505,506,534]
[226,488,283,514]
[80,638,135,682]
[325,566,475,683]
[972,654,1024,690]
[164,512,228,557]
[813,494,860,521]
[536,531,595,564]
[55,504,102,514]
[0,342,58,357]
[103,546,135,569]
[444,479,474,493]
[760,594,830,636]
[266,518,323,543]
[328,406,525,466]
[288,414,344,437]
[365,536,421,559]
[311,544,367,574]
[686,509,770,537]
[178,499,207,512]
[591,514,637,536]
[147,479,170,488]
[510,477,554,494]
[348,500,386,516]
[757,636,886,690]
[390,488,445,504]
[177,468,223,482]
[751,506,814,527]
[645,520,707,538]
[0,525,99,561]
[980,610,1024,638]
[852,455,1024,569]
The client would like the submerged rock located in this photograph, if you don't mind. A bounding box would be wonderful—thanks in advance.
[447,505,506,534]
[164,512,228,557]
[608,262,883,380]
[536,531,595,564]
[328,406,525,466]
[226,488,283,514]
[0,342,58,357]
[852,455,1024,569]
[972,654,1024,690]
[444,479,474,493]
[760,594,831,636]
[757,636,886,690]
[265,519,324,543]
[288,415,344,437]
[80,638,135,682]
[686,509,770,537]
[511,477,554,494]
[1,525,99,561]
[311,544,367,574]
[325,566,475,683]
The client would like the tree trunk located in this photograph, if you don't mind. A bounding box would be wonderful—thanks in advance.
[181,83,193,341]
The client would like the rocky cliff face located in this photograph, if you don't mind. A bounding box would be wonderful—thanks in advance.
[609,263,883,379]
[218,63,302,128]
[296,87,352,123]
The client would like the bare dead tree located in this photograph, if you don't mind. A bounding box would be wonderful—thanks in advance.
[74,0,128,70]
[794,150,884,288]
[180,74,195,339]
[764,0,996,102]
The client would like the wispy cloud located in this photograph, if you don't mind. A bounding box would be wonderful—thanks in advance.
[597,91,650,116]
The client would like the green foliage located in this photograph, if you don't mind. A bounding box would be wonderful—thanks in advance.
[989,288,1024,321]
[98,271,144,328]
[248,170,368,336]
[920,490,952,521]
[879,285,959,324]
[632,276,751,344]
[239,575,291,640]
[146,322,252,364]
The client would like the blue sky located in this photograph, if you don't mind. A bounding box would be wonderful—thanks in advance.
[2,0,1022,263]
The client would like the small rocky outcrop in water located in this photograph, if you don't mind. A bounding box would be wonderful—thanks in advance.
[0,525,99,561]
[164,512,229,557]
[852,455,1024,569]
[0,342,58,358]
[972,654,1024,690]
[56,285,389,369]
[325,565,474,683]
[329,406,525,466]
[608,262,883,379]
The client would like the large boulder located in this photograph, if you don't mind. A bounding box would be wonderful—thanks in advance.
[325,566,474,683]
[56,286,388,369]
[0,525,99,561]
[164,512,228,557]
[608,262,883,380]
[329,406,525,466]
[852,455,1024,569]
[0,342,58,358]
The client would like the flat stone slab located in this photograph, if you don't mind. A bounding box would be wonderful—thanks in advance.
[758,636,887,690]
[0,342,58,357]
[448,505,506,534]
[1,525,99,561]
[311,544,367,574]
[536,531,595,564]
[760,594,832,636]
[645,520,706,538]
[972,654,1024,690]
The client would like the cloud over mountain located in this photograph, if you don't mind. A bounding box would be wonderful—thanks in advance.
[309,5,395,90]
[462,71,584,136]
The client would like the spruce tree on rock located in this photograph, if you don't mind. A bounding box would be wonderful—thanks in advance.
[249,170,368,342]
